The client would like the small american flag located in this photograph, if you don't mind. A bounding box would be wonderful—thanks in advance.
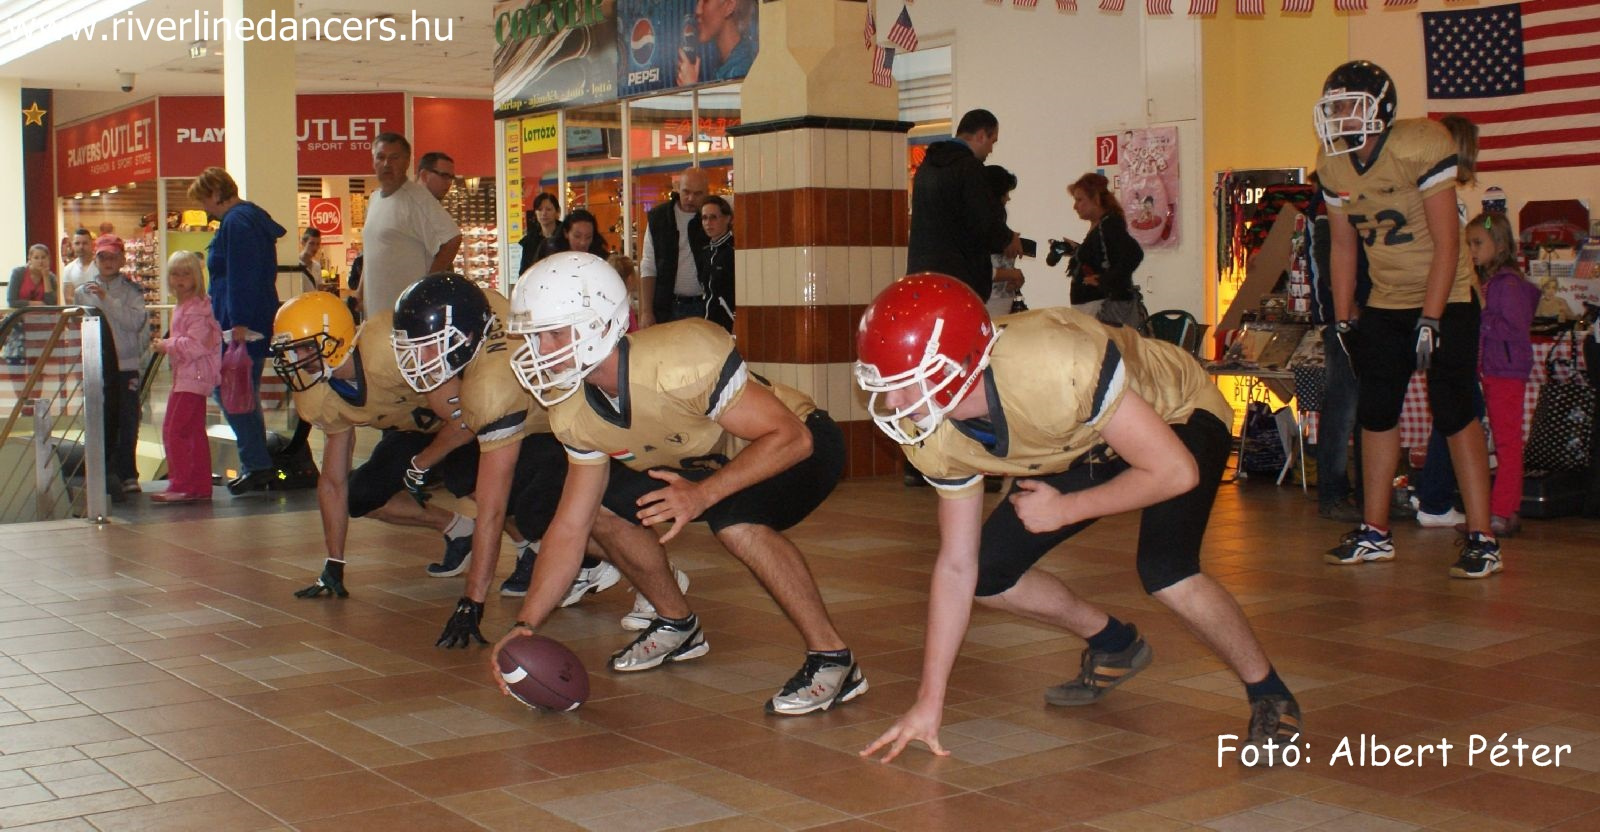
[1014,0,1040,7]
[1424,0,1600,171]
[887,5,918,52]
[1386,0,1416,5]
[1058,0,1078,8]
[1101,0,1125,10]
[1189,0,1218,13]
[872,45,896,87]
[1237,0,1264,12]
[1334,0,1366,9]
[863,3,875,47]
[1282,0,1313,10]
[1148,0,1173,13]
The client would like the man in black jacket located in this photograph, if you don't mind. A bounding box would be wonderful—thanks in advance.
[907,109,1020,298]
[640,168,711,327]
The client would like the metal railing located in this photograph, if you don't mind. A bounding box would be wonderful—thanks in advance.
[0,306,110,523]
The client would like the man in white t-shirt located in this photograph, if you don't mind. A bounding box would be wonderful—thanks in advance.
[359,133,462,317]
[638,168,710,327]
[59,228,96,294]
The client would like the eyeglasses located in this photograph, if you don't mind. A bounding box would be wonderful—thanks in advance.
[424,169,456,182]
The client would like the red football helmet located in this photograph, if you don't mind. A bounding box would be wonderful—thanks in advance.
[855,274,999,444]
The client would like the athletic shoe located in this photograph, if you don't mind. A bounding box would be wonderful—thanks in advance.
[1243,695,1304,767]
[560,561,622,607]
[226,469,276,496]
[293,566,349,599]
[427,534,473,577]
[500,548,535,597]
[1415,506,1465,528]
[610,616,709,671]
[1324,525,1395,565]
[766,654,869,716]
[621,566,690,631]
[1449,532,1503,579]
[1044,627,1153,706]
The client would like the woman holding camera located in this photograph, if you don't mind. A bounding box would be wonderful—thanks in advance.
[1063,172,1144,325]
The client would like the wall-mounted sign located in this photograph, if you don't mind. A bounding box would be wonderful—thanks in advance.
[309,196,343,244]
[159,96,225,178]
[494,0,619,118]
[1095,134,1118,167]
[296,93,406,176]
[57,100,156,194]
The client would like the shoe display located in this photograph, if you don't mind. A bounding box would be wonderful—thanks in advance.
[561,561,622,607]
[610,616,709,671]
[1044,627,1153,706]
[621,566,690,631]
[427,534,473,577]
[1243,695,1304,767]
[226,469,276,496]
[1416,506,1465,528]
[1449,532,1503,579]
[766,654,868,716]
[500,548,535,596]
[1324,525,1395,565]
[1317,501,1363,523]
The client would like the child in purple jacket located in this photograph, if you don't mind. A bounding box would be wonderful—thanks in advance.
[150,251,221,502]
[1467,213,1539,536]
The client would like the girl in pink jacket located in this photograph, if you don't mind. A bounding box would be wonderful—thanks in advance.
[150,251,221,502]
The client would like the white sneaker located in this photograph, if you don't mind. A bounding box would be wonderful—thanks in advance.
[621,567,690,631]
[560,562,622,608]
[1416,507,1465,528]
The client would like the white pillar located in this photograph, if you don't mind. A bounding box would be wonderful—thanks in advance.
[222,0,298,270]
[0,77,25,266]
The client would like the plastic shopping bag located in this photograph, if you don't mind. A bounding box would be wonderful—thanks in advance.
[220,341,256,415]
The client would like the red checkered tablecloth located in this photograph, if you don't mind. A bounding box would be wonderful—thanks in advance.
[1301,336,1587,448]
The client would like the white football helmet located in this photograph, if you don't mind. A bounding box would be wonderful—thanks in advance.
[508,252,631,406]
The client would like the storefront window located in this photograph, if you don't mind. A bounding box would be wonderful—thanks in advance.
[561,104,626,255]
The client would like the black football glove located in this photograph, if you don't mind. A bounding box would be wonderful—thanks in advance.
[293,565,349,599]
[437,597,488,648]
[1413,316,1440,372]
[404,455,431,506]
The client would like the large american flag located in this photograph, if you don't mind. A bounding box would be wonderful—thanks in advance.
[1423,0,1600,171]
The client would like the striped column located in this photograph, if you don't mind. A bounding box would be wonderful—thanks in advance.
[728,117,910,478]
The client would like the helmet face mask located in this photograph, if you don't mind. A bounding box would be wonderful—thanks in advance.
[392,305,485,393]
[390,274,494,394]
[1313,61,1396,157]
[270,332,340,392]
[507,252,630,406]
[270,291,356,393]
[856,319,988,445]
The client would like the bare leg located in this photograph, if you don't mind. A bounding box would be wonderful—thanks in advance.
[1152,574,1271,684]
[593,510,690,619]
[1361,427,1402,527]
[714,523,844,652]
[1446,421,1493,533]
[980,569,1110,638]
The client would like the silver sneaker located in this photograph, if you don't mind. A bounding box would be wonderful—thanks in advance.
[765,655,868,716]
[621,566,691,631]
[610,616,709,672]
[560,561,622,608]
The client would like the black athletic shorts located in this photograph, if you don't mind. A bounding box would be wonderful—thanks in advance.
[347,429,480,517]
[506,432,571,542]
[1352,301,1481,436]
[601,410,845,533]
[974,409,1231,597]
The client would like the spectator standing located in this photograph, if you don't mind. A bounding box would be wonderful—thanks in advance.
[906,108,1020,301]
[639,168,710,327]
[534,209,611,264]
[188,166,286,495]
[982,165,1025,318]
[149,251,220,503]
[5,244,59,363]
[360,133,462,317]
[1305,175,1371,523]
[297,228,323,292]
[74,235,147,492]
[417,151,457,202]
[1065,172,1144,324]
[698,196,735,332]
[1469,212,1538,537]
[520,192,562,275]
[60,229,96,293]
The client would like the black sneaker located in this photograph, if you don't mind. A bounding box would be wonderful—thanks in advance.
[1044,626,1153,706]
[500,548,534,596]
[226,469,276,496]
[427,534,472,577]
[293,566,349,599]
[1449,532,1503,579]
[1243,695,1303,767]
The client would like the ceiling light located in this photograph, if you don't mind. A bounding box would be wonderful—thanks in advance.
[188,39,208,59]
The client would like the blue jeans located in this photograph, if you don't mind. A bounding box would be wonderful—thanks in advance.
[215,352,272,474]
[1317,327,1359,507]
[671,295,707,323]
[1415,380,1485,515]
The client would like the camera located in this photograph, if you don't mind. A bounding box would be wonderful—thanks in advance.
[117,71,135,93]
[1045,238,1078,268]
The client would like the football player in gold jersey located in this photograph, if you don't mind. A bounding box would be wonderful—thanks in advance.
[853,275,1299,765]
[271,292,488,599]
[1313,60,1499,578]
[392,274,619,648]
[491,253,867,716]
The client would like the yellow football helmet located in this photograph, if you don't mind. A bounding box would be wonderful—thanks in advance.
[271,291,356,392]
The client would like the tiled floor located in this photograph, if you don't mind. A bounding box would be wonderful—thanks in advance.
[2,478,1599,831]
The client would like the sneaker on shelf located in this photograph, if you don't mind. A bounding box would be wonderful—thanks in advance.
[427,534,473,577]
[1449,532,1503,579]
[561,561,622,607]
[610,616,709,672]
[621,566,691,631]
[766,654,868,716]
[1324,525,1395,565]
[1242,695,1304,767]
[1317,501,1363,523]
[1044,626,1153,706]
[1415,506,1465,528]
[500,548,535,596]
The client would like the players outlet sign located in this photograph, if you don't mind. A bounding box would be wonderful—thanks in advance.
[57,101,156,194]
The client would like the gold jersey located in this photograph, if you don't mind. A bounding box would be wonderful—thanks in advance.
[460,289,550,452]
[551,319,816,471]
[1315,118,1474,310]
[291,311,442,435]
[904,308,1233,500]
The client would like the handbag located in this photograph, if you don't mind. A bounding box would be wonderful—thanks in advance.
[220,340,257,415]
[1240,400,1289,476]
[1524,332,1595,473]
[1096,288,1148,330]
